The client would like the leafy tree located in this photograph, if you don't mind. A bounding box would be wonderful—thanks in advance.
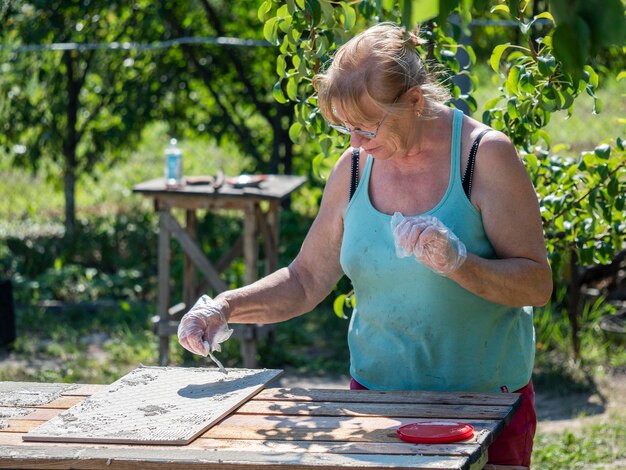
[260,0,625,354]
[155,0,298,176]
[0,1,174,233]
[0,0,312,235]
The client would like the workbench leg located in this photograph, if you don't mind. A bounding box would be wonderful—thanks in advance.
[157,210,172,366]
[263,201,280,349]
[184,210,197,311]
[266,201,280,275]
[242,204,259,368]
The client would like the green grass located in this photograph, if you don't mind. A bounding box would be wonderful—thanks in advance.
[533,419,626,469]
[0,122,254,224]
[0,300,157,384]
[533,291,626,381]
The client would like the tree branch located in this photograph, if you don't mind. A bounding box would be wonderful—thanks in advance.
[75,24,133,144]
[198,0,272,118]
[544,161,626,226]
[183,44,263,163]
[546,230,626,242]
[164,8,263,162]
[581,248,626,284]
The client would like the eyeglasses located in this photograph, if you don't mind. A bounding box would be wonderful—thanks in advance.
[329,94,401,139]
[329,111,391,140]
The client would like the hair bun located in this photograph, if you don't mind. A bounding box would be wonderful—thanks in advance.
[406,30,426,47]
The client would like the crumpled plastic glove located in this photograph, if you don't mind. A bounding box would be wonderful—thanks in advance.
[177,295,233,357]
[390,212,467,275]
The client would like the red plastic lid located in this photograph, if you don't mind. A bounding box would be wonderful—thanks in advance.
[396,421,474,444]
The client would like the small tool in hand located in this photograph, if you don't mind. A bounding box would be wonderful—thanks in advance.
[204,341,228,374]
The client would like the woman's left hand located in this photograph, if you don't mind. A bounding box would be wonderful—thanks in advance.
[391,213,467,275]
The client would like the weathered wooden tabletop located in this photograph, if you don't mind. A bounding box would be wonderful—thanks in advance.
[0,381,520,469]
[133,174,307,205]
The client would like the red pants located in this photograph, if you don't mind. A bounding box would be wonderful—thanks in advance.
[349,378,536,467]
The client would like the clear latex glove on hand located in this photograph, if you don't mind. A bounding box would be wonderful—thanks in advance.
[177,295,233,357]
[390,212,467,276]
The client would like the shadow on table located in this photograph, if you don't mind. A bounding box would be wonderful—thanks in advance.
[240,386,498,469]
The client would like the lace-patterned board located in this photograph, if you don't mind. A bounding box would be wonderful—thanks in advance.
[23,366,282,445]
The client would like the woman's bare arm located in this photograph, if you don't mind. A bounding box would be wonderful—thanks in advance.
[216,149,354,323]
[449,131,552,307]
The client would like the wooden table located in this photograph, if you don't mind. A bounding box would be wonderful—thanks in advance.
[0,381,521,469]
[133,175,306,367]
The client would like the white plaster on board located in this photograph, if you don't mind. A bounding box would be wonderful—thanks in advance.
[0,382,79,407]
[23,366,282,445]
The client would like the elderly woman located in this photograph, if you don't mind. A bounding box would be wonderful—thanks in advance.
[178,23,552,467]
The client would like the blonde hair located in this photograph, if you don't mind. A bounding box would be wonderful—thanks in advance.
[313,22,450,127]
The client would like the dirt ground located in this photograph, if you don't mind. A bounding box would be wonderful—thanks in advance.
[533,372,626,434]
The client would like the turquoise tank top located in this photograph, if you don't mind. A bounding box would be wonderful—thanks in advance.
[340,108,535,393]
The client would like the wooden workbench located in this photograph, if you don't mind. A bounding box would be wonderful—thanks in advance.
[0,380,521,469]
[133,175,306,368]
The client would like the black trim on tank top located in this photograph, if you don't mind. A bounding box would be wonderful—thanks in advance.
[349,148,360,201]
[462,128,492,199]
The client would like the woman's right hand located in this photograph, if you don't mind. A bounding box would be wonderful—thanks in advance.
[177,295,233,356]
[391,213,467,276]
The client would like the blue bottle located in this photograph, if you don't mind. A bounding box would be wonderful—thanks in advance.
[165,138,183,188]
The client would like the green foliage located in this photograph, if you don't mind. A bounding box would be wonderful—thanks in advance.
[0,0,317,233]
[483,10,603,150]
[259,0,360,177]
[0,1,173,231]
[258,305,350,373]
[534,286,625,371]
[2,300,157,384]
[0,112,323,379]
[155,0,301,175]
[488,1,626,77]
[550,0,625,76]
[0,195,346,382]
[1,212,159,303]
[527,140,626,269]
